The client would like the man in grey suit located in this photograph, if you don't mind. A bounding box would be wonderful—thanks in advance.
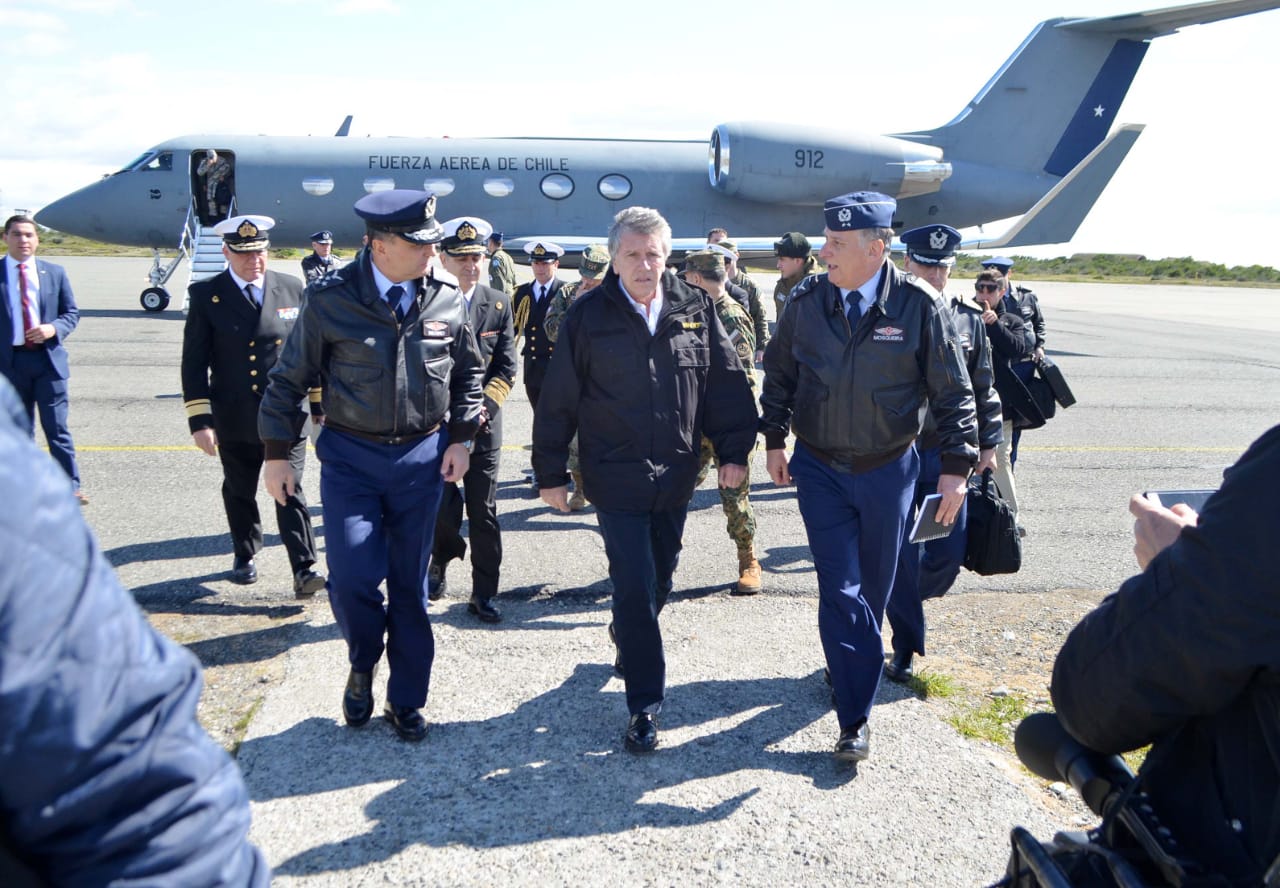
[0,214,86,504]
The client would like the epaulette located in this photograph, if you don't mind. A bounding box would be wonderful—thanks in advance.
[309,272,347,293]
[903,272,943,304]
[790,273,823,301]
[951,293,985,313]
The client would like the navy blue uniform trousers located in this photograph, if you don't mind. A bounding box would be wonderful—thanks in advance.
[317,426,447,710]
[790,441,918,730]
[595,506,688,716]
[886,445,968,657]
[4,348,80,490]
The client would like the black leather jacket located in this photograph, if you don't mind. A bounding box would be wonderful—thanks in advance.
[760,261,978,477]
[259,251,483,456]
[1053,424,1280,885]
[919,294,1002,452]
[532,269,757,512]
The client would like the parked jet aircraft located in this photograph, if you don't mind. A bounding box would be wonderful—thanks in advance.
[35,0,1279,311]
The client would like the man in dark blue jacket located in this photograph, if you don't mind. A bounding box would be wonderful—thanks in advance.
[533,206,757,753]
[0,376,267,887]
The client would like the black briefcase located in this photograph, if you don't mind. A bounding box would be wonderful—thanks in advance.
[964,469,1022,576]
[1038,357,1076,408]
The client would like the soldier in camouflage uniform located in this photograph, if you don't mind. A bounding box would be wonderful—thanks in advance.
[486,231,517,295]
[717,239,769,363]
[684,249,762,595]
[772,231,821,321]
[543,244,609,510]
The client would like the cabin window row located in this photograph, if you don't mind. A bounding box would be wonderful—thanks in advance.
[300,174,632,201]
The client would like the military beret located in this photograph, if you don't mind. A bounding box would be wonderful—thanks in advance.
[440,216,493,256]
[309,229,333,244]
[901,224,961,267]
[774,231,811,258]
[717,239,740,257]
[353,189,445,244]
[215,215,274,252]
[524,241,565,261]
[981,255,1014,271]
[579,244,610,277]
[824,191,896,231]
[685,249,725,275]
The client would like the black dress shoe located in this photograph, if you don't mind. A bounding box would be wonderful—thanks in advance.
[467,595,502,623]
[607,622,624,677]
[834,721,871,762]
[883,651,914,684]
[427,561,447,601]
[342,667,376,727]
[624,713,659,753]
[293,567,326,599]
[230,557,258,585]
[384,704,428,742]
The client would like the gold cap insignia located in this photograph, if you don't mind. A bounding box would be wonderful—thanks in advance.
[458,221,477,242]
[237,220,260,239]
[533,244,546,257]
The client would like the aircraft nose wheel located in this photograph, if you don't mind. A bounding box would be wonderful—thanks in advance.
[140,287,171,312]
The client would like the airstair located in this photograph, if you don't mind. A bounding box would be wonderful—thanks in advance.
[140,201,230,313]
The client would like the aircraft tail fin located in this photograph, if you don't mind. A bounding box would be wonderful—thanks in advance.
[904,1,1278,178]
[966,124,1145,250]
[335,115,353,137]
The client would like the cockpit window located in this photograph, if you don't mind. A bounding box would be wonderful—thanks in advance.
[123,151,172,173]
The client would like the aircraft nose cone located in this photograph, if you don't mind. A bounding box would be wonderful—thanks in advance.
[36,186,105,240]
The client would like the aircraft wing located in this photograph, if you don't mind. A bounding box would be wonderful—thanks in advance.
[1058,0,1280,38]
[964,123,1145,251]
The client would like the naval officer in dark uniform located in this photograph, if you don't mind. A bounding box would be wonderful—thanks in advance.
[760,192,978,763]
[429,216,517,623]
[512,240,565,411]
[301,229,341,283]
[259,191,484,742]
[181,215,324,594]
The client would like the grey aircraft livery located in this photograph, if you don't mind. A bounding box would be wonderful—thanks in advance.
[34,0,1280,311]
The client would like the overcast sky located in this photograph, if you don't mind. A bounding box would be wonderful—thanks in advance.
[4,0,1279,267]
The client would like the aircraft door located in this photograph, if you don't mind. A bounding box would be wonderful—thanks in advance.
[192,149,236,225]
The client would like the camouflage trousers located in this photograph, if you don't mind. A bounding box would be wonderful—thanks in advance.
[696,436,755,554]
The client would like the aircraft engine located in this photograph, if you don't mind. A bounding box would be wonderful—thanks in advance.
[707,122,951,205]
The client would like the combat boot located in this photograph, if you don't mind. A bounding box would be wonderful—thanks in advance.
[735,548,762,596]
[569,470,588,511]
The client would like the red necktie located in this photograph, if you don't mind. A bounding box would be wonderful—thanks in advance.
[18,263,38,347]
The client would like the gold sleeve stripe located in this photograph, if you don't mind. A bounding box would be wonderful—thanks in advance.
[184,399,212,419]
[484,378,512,406]
[308,388,323,403]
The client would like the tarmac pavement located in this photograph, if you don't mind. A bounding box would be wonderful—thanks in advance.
[51,257,1280,885]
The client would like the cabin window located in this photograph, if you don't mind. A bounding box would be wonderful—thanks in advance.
[363,177,396,193]
[302,177,335,196]
[424,178,455,197]
[540,174,574,200]
[483,178,514,198]
[598,174,632,201]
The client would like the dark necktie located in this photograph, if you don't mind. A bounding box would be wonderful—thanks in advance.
[537,284,545,302]
[846,292,863,328]
[244,283,260,308]
[387,285,406,323]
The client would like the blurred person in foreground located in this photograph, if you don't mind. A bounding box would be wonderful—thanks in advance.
[0,375,267,887]
[1051,425,1280,885]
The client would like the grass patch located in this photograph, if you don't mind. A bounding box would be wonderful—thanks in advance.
[912,668,959,700]
[228,696,264,758]
[947,692,1031,746]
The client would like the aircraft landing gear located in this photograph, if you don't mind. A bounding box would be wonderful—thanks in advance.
[140,287,171,312]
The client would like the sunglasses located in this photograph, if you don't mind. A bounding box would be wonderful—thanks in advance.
[975,283,1001,293]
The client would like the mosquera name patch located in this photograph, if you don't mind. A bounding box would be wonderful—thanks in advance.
[872,325,905,342]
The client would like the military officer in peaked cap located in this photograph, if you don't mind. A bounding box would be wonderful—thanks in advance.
[259,190,485,742]
[513,241,566,413]
[429,217,517,624]
[883,224,1001,684]
[760,192,978,763]
[182,214,324,594]
[301,229,341,284]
